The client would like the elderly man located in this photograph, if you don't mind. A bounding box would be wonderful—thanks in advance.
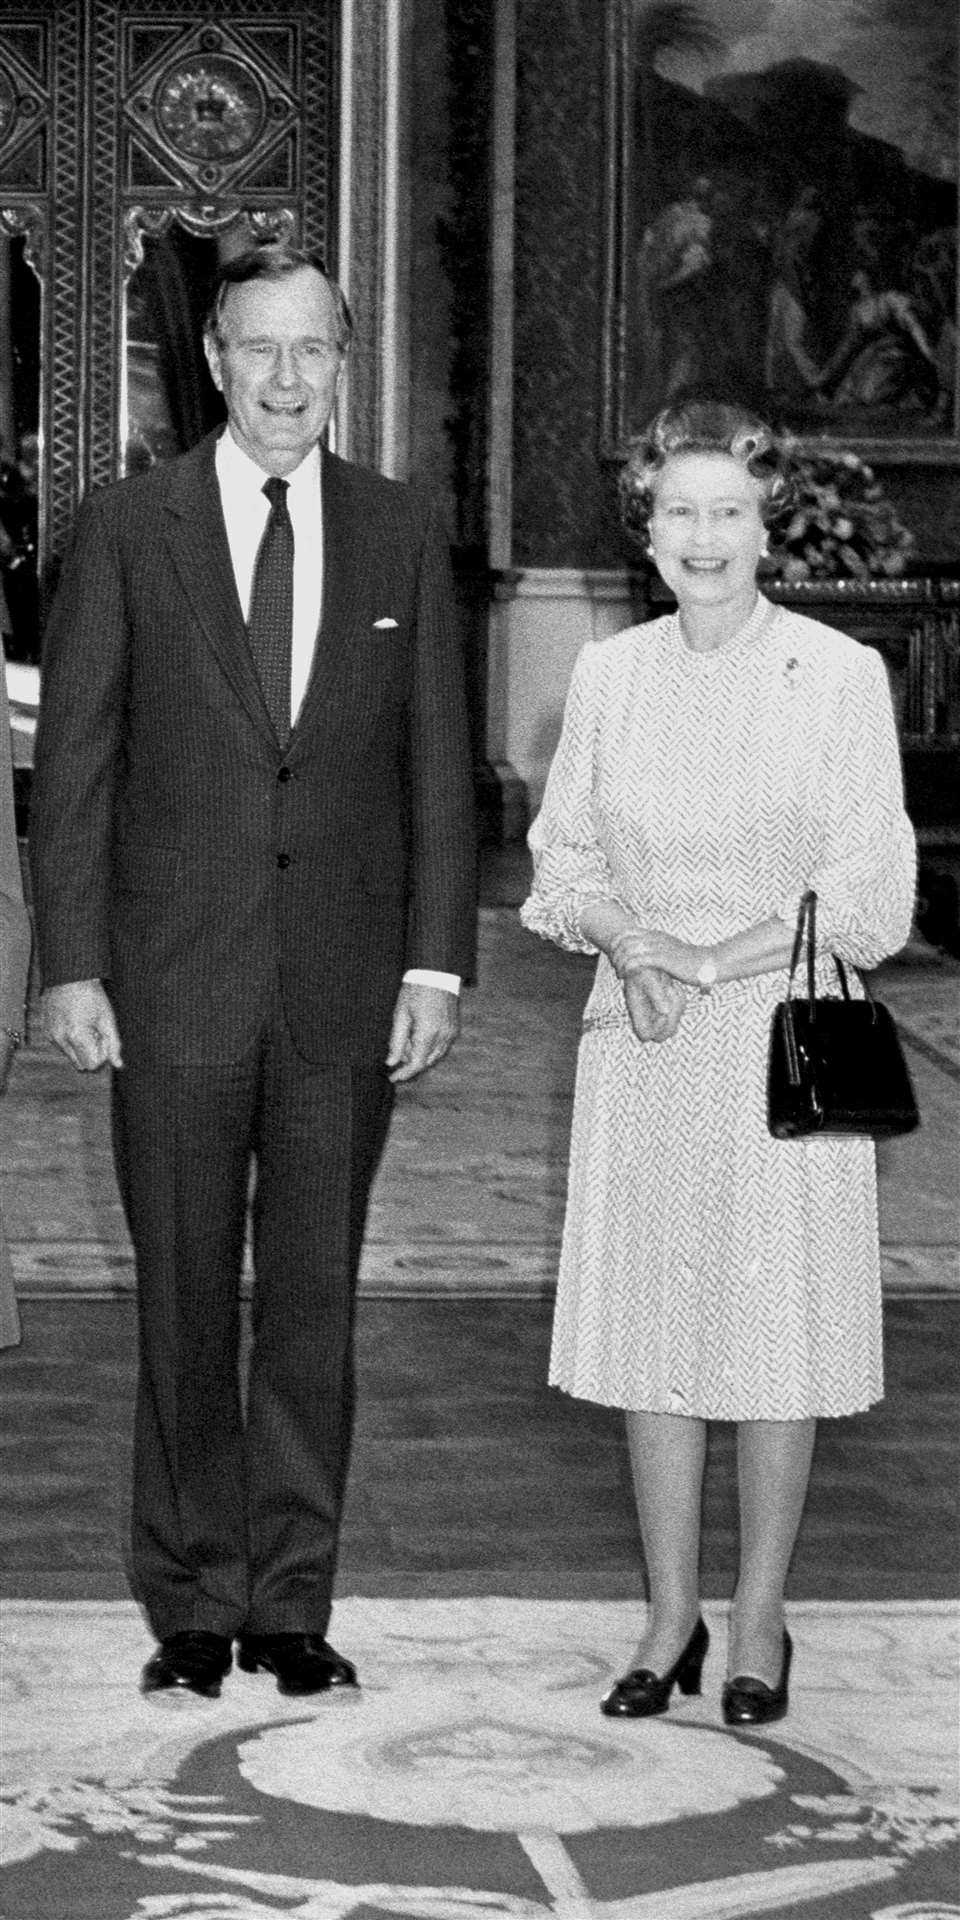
[30,244,475,1699]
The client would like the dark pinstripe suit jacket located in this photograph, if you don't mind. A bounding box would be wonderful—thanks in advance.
[29,432,476,1065]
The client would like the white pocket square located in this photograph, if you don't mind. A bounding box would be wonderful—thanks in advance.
[373,616,398,630]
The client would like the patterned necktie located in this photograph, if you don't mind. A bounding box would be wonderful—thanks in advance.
[247,475,293,742]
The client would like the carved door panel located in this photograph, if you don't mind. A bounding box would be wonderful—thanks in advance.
[0,0,336,655]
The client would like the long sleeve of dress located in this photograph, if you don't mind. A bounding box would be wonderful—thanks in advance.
[786,642,916,967]
[520,643,624,953]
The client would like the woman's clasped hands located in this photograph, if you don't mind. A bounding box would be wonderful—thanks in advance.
[609,927,705,1044]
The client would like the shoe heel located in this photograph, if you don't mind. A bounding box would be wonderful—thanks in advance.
[675,1618,709,1697]
[722,1628,792,1727]
[235,1648,259,1674]
[600,1615,708,1719]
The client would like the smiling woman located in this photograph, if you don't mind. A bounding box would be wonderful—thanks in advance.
[521,397,916,1729]
[620,402,794,647]
[648,451,767,637]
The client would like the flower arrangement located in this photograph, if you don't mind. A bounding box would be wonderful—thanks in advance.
[768,441,916,584]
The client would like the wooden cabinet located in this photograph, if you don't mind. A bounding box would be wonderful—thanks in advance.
[638,572,959,833]
[765,579,960,846]
[636,572,960,947]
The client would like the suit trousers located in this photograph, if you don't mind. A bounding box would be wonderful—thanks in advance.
[111,991,394,1640]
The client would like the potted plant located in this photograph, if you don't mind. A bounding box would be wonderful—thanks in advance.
[766,441,916,584]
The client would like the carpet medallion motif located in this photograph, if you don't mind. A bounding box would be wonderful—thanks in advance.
[1,1598,957,1919]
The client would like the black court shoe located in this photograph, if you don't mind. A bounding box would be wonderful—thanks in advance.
[722,1629,793,1727]
[600,1615,709,1718]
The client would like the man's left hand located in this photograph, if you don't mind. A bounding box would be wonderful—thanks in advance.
[386,983,460,1083]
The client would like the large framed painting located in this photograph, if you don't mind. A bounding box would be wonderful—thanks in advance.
[601,0,959,462]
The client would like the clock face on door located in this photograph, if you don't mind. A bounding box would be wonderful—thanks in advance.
[155,54,267,161]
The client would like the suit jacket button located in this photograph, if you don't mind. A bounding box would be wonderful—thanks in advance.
[277,766,292,782]
[277,852,291,870]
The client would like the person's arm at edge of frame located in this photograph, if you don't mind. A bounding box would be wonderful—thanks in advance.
[28,493,125,1072]
[0,658,31,1090]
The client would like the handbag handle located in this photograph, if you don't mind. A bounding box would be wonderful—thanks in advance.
[786,889,872,1023]
[785,889,816,1005]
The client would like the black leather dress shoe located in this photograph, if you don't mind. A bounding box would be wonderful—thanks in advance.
[141,1631,233,1700]
[601,1616,709,1718]
[722,1629,793,1727]
[236,1633,359,1696]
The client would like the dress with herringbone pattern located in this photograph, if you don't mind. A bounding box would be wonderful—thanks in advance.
[521,596,916,1419]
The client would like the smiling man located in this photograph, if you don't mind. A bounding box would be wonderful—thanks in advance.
[204,260,347,474]
[29,244,475,1702]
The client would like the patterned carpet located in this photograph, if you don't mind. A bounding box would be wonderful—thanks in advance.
[2,900,957,1917]
[2,1597,958,1919]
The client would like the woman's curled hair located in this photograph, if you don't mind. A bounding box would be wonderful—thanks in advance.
[619,400,795,544]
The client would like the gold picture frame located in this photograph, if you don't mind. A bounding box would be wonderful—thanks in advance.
[601,0,960,465]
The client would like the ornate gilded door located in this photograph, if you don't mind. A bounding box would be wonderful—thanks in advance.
[0,0,337,652]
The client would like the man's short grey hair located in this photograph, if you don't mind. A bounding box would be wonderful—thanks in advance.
[204,243,354,352]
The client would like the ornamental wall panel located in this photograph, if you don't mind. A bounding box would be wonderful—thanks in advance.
[0,0,336,637]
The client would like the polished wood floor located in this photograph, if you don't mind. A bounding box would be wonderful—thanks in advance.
[1,1289,956,1606]
[1,852,957,1610]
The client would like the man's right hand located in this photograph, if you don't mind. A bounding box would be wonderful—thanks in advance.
[43,979,123,1072]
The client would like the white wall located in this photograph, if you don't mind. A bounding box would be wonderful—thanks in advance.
[488,568,635,814]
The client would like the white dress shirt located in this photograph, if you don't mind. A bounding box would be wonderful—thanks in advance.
[214,428,459,996]
[215,429,324,726]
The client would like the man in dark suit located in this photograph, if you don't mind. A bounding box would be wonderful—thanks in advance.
[29,245,475,1700]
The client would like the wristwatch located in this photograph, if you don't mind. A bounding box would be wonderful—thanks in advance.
[695,951,718,996]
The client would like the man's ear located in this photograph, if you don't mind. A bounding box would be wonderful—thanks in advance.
[203,330,224,394]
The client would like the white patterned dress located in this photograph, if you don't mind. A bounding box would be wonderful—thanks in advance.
[520,596,916,1420]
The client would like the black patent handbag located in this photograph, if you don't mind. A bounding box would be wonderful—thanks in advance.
[767,890,920,1141]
